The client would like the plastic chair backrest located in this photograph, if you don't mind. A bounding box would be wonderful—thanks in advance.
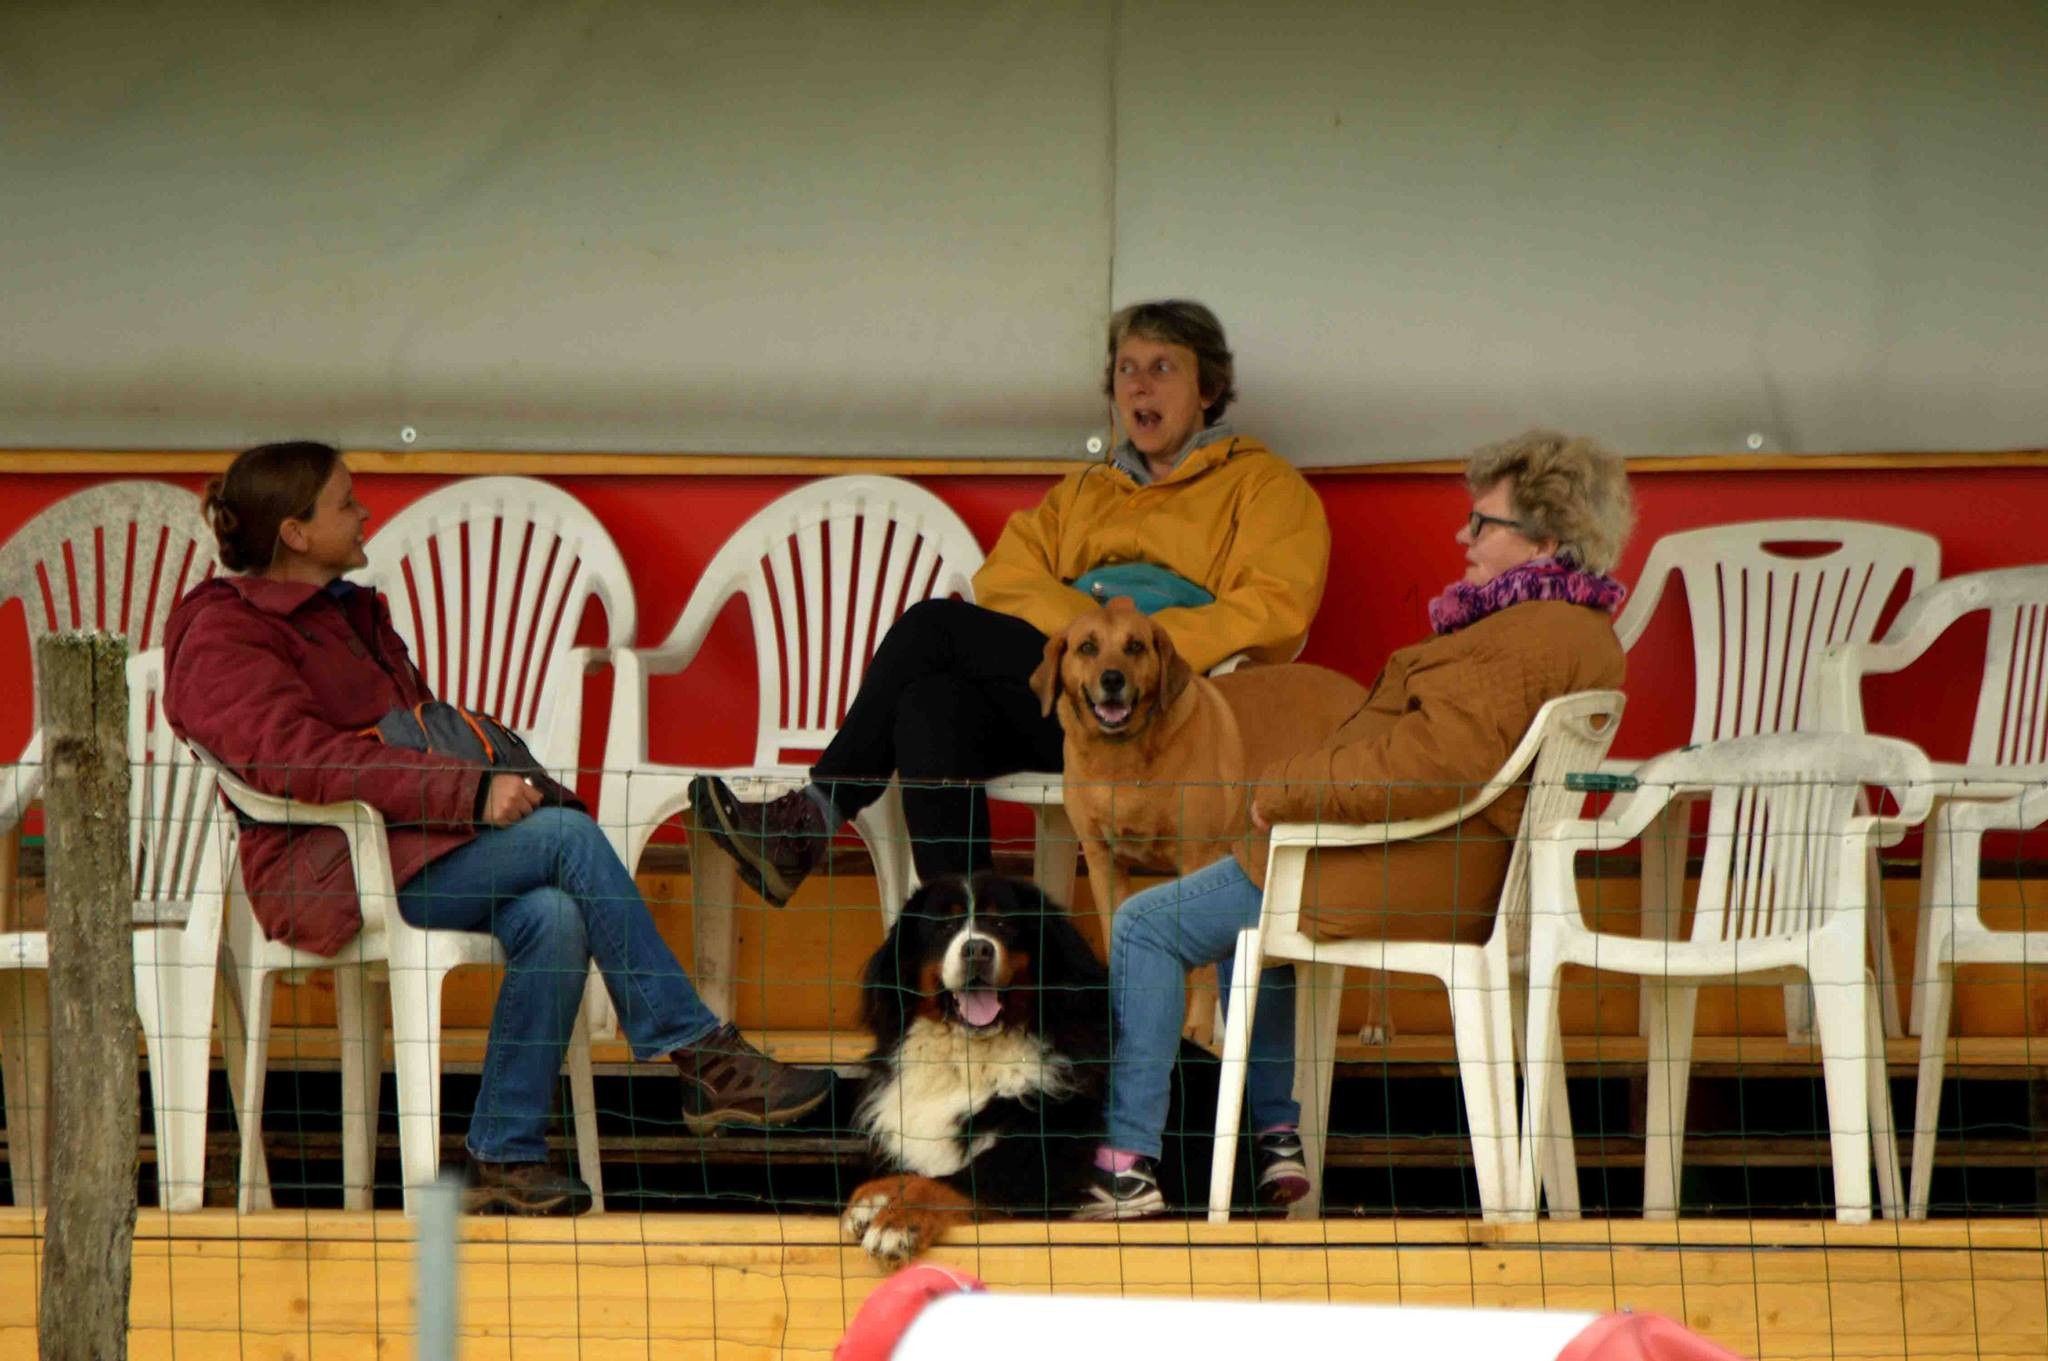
[129,649,227,954]
[687,476,983,764]
[0,482,215,736]
[360,477,635,769]
[1495,691,1627,941]
[1626,733,1932,943]
[1625,521,1939,742]
[1944,569,2048,770]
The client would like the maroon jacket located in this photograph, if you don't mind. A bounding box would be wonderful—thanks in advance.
[163,575,486,955]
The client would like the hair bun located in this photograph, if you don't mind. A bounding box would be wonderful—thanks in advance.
[201,479,238,532]
[204,441,341,575]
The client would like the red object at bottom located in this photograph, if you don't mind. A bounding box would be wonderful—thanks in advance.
[1559,1311,1747,1361]
[834,1264,986,1361]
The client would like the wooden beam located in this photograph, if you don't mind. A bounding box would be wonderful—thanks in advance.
[2,448,2045,477]
[0,1210,2042,1360]
[171,1024,2048,1077]
[35,633,138,1361]
[5,1207,2047,1250]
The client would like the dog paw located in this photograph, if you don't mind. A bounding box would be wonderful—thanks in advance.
[842,1189,889,1244]
[1356,1022,1393,1047]
[860,1212,931,1269]
[843,1176,966,1269]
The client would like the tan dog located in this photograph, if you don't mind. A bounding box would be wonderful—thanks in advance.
[1028,598,1391,1044]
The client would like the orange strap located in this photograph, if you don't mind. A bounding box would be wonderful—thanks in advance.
[453,706,498,764]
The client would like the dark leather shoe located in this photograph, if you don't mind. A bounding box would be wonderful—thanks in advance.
[674,1022,835,1134]
[462,1160,593,1216]
[688,776,828,907]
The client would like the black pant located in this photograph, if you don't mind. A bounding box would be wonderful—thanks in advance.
[812,598,1065,880]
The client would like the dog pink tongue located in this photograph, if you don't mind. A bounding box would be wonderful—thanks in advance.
[957,989,1002,1027]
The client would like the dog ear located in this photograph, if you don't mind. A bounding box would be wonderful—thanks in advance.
[1029,629,1070,718]
[1154,618,1194,713]
[860,886,925,1048]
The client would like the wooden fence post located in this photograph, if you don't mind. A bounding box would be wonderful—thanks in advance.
[37,632,136,1361]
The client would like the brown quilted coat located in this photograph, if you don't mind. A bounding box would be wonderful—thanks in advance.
[1235,599,1624,944]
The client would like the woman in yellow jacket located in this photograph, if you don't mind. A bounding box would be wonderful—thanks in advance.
[692,300,1331,905]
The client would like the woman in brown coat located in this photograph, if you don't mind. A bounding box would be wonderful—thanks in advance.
[1078,430,1633,1221]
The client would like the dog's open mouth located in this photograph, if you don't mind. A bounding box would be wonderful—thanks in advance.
[952,988,1003,1031]
[1089,696,1134,731]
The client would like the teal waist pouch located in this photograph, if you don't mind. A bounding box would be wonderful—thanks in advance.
[1070,562,1215,615]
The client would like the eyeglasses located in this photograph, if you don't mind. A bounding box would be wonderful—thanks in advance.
[1465,510,1527,540]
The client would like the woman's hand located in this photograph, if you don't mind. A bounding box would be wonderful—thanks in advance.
[482,773,543,828]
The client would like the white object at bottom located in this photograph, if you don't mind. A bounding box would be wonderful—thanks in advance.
[892,1296,1598,1360]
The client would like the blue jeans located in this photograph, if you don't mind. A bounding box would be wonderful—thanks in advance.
[1107,856,1298,1158]
[397,806,722,1163]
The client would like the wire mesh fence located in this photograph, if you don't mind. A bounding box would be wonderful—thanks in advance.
[6,746,2048,1358]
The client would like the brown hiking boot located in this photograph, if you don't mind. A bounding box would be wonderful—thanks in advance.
[462,1160,594,1216]
[674,1022,835,1134]
[688,775,829,907]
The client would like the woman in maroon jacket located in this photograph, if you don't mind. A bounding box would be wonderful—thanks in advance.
[165,442,832,1215]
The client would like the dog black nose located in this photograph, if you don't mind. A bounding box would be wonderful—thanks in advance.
[960,936,997,978]
[1098,668,1125,693]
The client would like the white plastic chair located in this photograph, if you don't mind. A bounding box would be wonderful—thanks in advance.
[1520,732,1934,1225]
[1206,691,1627,1224]
[0,484,215,1206]
[360,476,635,1037]
[359,476,635,777]
[596,475,982,1014]
[0,482,214,919]
[207,763,605,1216]
[0,650,229,1212]
[1615,521,1940,1039]
[1819,565,2048,1217]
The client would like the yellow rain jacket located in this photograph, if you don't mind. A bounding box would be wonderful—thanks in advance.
[971,434,1330,673]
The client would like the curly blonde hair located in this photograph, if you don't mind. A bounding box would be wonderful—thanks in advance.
[1464,430,1633,574]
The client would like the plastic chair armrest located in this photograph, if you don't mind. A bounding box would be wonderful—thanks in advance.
[566,645,613,674]
[1265,788,1505,848]
[1528,777,1681,852]
[210,768,403,922]
[1819,577,2008,730]
[0,762,42,836]
[212,768,379,832]
[1925,762,2033,800]
[1925,764,2048,834]
[1267,819,1403,849]
[634,584,733,676]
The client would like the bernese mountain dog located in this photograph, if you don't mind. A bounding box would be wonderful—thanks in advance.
[841,873,1111,1267]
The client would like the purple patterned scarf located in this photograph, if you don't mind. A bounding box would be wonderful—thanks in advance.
[1426,557,1628,636]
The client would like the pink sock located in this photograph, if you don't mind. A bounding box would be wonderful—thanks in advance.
[1094,1146,1143,1173]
